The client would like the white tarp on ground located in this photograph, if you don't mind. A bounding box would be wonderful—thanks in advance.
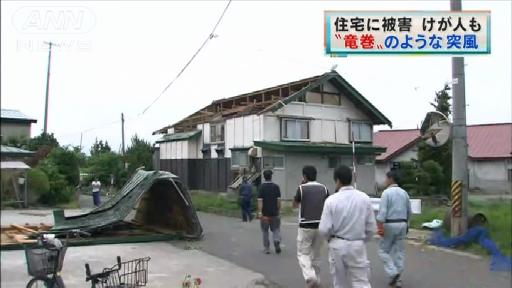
[0,161,30,170]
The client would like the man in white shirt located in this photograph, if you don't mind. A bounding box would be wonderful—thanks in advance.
[376,170,412,288]
[319,165,376,288]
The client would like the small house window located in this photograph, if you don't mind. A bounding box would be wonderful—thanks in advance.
[263,156,285,169]
[210,123,225,143]
[231,150,249,167]
[282,118,310,141]
[351,121,372,143]
[328,155,353,168]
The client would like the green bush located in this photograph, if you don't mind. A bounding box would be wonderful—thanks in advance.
[27,168,50,204]
[37,160,73,205]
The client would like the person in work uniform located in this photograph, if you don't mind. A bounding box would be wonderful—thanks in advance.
[257,170,282,254]
[239,176,253,222]
[376,170,412,288]
[293,165,329,288]
[319,165,376,288]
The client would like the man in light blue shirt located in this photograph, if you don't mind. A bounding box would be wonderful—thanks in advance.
[377,170,412,288]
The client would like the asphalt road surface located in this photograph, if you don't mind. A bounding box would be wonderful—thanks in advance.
[188,212,511,288]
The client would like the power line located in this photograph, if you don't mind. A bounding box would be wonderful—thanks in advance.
[140,0,232,115]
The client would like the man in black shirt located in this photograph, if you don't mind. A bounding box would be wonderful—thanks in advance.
[257,169,282,254]
[293,165,329,288]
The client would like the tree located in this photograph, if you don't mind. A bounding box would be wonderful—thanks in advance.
[86,151,125,186]
[26,133,59,151]
[90,139,112,156]
[47,146,81,186]
[418,84,453,195]
[125,135,153,173]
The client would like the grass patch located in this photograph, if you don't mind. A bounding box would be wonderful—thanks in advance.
[190,190,294,218]
[411,198,512,256]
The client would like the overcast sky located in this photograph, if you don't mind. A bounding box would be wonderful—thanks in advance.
[2,0,511,153]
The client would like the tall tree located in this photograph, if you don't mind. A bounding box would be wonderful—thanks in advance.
[90,139,112,156]
[125,135,153,173]
[418,84,452,195]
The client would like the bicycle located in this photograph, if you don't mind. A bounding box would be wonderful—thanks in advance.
[85,256,151,288]
[24,230,90,288]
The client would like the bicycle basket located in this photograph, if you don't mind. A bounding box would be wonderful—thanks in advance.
[24,245,68,277]
[117,257,151,287]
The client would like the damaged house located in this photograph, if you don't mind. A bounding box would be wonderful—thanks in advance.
[153,71,391,197]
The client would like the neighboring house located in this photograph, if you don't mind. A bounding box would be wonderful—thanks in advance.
[0,109,37,141]
[374,123,512,194]
[153,71,391,197]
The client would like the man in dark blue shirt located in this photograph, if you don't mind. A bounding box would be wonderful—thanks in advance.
[239,176,253,222]
[258,170,282,254]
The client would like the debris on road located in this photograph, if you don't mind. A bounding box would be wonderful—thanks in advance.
[1,170,203,250]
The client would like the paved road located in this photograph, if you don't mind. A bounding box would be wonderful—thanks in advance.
[188,212,511,288]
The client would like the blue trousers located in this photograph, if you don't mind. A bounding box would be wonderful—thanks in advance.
[92,191,101,206]
[378,222,407,279]
[241,199,252,222]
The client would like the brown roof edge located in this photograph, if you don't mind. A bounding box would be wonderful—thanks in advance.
[153,73,326,134]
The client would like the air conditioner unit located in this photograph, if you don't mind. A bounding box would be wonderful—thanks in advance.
[248,146,262,157]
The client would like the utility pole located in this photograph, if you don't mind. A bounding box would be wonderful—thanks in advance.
[43,41,55,134]
[79,133,83,151]
[450,0,469,236]
[121,113,126,156]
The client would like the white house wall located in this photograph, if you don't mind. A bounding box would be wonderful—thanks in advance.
[264,101,370,144]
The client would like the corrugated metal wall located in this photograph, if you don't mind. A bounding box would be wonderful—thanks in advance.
[160,158,233,192]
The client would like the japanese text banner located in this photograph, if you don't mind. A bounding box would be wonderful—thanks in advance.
[325,11,490,55]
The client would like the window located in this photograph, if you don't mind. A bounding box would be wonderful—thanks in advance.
[231,150,249,167]
[210,123,225,143]
[282,118,310,141]
[263,156,285,169]
[357,155,375,165]
[351,121,372,142]
[508,169,512,181]
[328,155,353,168]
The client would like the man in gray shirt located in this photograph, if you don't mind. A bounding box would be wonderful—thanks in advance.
[319,165,376,288]
[376,170,412,288]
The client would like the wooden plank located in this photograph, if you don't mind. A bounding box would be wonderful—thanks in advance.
[11,224,37,234]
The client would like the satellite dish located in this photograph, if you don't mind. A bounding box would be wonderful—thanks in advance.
[420,111,451,147]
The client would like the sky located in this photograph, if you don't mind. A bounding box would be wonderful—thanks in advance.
[1,0,511,153]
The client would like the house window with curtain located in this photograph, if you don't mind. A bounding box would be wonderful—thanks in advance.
[210,123,225,143]
[281,118,310,141]
[231,150,249,168]
[350,121,372,143]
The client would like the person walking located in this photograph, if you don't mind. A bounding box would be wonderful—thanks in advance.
[319,165,376,288]
[91,178,102,207]
[239,176,253,222]
[257,170,282,254]
[376,170,412,288]
[293,165,329,287]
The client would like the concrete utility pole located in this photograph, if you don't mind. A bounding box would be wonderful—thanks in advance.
[450,0,469,236]
[121,113,126,155]
[43,41,55,134]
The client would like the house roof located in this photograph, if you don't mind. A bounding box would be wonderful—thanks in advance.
[254,141,386,155]
[374,123,512,161]
[153,71,391,134]
[373,129,421,162]
[0,161,30,170]
[1,109,37,123]
[156,130,202,143]
[1,145,35,156]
